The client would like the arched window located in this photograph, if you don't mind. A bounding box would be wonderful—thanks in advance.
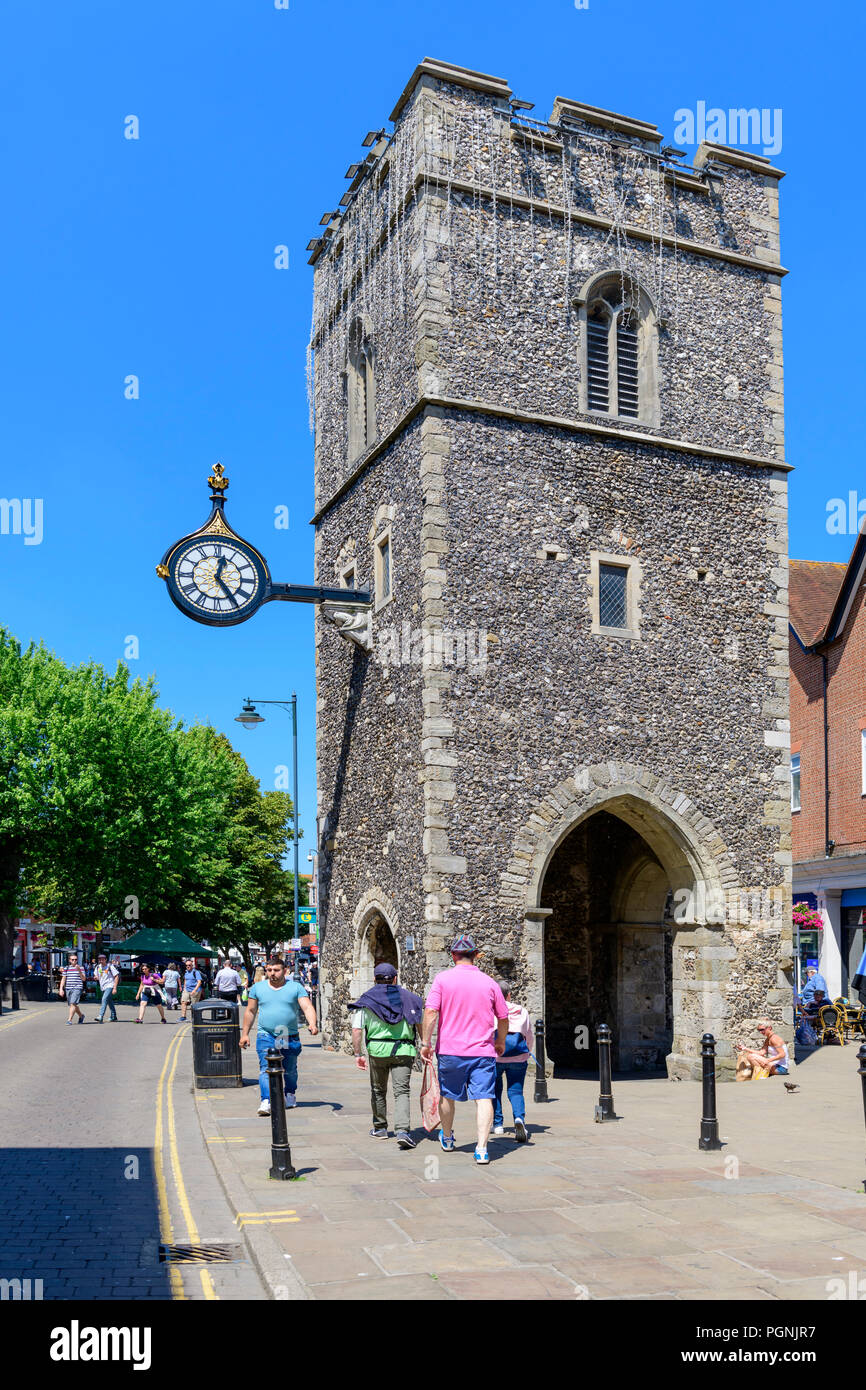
[578,275,657,426]
[346,317,376,460]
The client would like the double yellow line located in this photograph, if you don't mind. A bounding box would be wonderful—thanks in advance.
[154,1026,217,1301]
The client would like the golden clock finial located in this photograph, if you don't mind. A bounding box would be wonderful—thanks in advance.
[208,461,229,493]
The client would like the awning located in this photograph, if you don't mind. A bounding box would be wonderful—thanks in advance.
[842,889,866,908]
[117,928,218,957]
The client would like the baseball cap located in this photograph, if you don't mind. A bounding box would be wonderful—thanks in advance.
[373,962,397,979]
[449,934,477,954]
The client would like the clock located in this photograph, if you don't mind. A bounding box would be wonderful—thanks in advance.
[157,464,271,627]
[157,462,372,630]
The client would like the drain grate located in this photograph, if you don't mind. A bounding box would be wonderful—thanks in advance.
[158,1242,242,1264]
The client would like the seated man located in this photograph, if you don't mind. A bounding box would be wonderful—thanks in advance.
[736,1020,790,1079]
[803,988,829,1021]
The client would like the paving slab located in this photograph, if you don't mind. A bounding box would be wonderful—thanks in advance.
[192,1033,866,1302]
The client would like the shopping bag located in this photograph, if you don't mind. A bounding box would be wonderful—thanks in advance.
[420,1056,440,1132]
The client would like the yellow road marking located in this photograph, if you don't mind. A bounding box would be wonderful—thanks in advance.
[165,1029,217,1301]
[155,1029,186,1301]
[235,1209,297,1218]
[0,1007,51,1029]
[237,1216,300,1228]
[206,1137,246,1143]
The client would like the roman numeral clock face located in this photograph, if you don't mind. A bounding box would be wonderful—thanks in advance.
[166,538,266,626]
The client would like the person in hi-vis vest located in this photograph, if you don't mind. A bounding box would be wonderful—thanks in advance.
[351,962,423,1150]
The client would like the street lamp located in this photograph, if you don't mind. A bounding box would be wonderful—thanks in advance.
[234,695,301,954]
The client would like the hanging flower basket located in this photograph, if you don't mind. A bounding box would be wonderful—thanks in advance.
[793,902,824,932]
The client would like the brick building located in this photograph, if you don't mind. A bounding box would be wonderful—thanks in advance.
[310,59,792,1079]
[790,535,866,997]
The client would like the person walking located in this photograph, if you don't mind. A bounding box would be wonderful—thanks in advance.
[240,955,318,1116]
[180,959,204,1020]
[95,954,120,1023]
[162,962,181,1010]
[214,958,243,1003]
[350,962,423,1149]
[135,963,167,1023]
[421,935,509,1165]
[491,980,532,1142]
[60,953,88,1025]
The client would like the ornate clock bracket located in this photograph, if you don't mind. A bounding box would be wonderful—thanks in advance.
[157,464,373,641]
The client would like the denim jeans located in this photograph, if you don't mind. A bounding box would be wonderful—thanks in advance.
[256,1033,300,1101]
[98,987,117,1022]
[493,1062,528,1126]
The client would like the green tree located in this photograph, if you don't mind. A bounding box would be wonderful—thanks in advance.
[165,734,306,972]
[0,632,230,971]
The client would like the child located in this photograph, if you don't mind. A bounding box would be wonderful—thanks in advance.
[492,980,533,1142]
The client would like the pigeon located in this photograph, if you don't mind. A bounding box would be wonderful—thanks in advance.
[784,1081,800,1093]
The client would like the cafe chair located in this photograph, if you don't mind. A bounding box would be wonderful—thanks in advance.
[816,1003,846,1047]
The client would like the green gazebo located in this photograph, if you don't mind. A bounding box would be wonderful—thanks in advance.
[116,928,218,959]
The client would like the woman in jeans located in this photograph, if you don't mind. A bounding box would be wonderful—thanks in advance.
[492,981,533,1143]
[162,962,181,1010]
[135,963,167,1024]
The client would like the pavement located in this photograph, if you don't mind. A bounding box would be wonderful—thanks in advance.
[0,997,266,1301]
[198,1026,866,1301]
[6,996,866,1302]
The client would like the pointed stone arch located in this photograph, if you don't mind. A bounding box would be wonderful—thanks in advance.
[501,762,739,918]
[501,763,742,1075]
[350,887,400,997]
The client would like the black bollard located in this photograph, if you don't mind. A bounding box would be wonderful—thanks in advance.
[858,1044,866,1193]
[266,1049,297,1180]
[699,1032,723,1151]
[595,1023,618,1121]
[533,1017,549,1103]
[10,976,19,1011]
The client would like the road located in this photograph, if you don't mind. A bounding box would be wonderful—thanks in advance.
[0,997,267,1300]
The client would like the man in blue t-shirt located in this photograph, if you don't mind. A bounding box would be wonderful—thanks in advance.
[241,955,318,1115]
[180,959,204,1021]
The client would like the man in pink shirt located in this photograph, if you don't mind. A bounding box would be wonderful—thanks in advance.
[421,935,509,1165]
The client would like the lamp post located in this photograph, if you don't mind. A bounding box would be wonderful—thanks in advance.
[235,696,301,950]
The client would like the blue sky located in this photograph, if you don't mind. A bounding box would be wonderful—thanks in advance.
[0,0,862,866]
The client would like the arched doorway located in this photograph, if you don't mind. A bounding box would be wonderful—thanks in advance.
[541,809,674,1072]
[356,911,399,994]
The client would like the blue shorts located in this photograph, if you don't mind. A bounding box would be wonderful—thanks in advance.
[438,1055,497,1101]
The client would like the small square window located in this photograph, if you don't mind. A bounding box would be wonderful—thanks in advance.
[599,564,628,630]
[341,563,357,590]
[791,753,801,812]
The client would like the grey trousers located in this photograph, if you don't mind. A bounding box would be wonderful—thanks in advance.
[368,1056,413,1133]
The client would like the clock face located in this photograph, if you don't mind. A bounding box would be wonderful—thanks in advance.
[166,537,267,625]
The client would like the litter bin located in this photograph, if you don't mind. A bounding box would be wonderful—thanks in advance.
[192,997,243,1088]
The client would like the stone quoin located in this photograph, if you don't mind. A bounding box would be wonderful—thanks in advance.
[309,58,792,1079]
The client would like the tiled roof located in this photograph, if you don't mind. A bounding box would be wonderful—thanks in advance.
[789,559,847,646]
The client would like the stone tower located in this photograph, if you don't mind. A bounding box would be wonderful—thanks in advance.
[309,59,792,1078]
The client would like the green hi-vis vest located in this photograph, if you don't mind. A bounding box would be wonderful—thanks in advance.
[363,1008,416,1058]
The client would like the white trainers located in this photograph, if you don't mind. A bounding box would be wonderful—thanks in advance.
[257,1099,271,1116]
[492,1126,505,1136]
